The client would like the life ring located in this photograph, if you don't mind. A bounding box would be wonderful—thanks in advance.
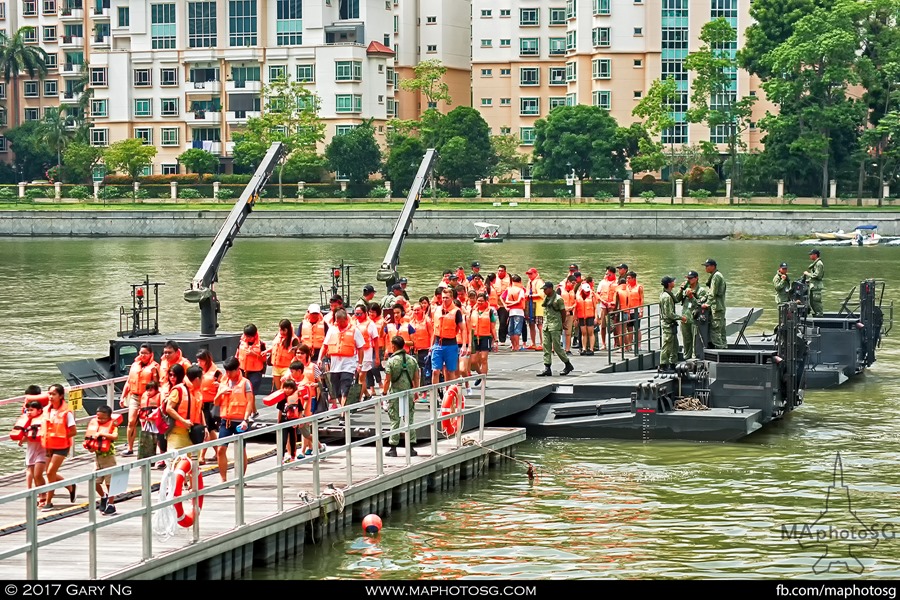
[172,458,204,528]
[262,389,285,407]
[440,385,464,436]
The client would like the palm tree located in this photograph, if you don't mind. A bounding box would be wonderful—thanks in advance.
[42,107,73,172]
[0,27,49,129]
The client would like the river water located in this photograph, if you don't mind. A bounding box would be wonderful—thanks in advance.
[1,237,899,578]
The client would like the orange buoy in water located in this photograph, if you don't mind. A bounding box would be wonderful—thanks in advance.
[362,514,382,535]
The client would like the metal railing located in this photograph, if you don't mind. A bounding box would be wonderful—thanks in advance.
[0,375,486,580]
[605,302,662,362]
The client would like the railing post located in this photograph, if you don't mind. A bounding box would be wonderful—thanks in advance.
[235,436,245,527]
[403,391,411,466]
[106,382,115,412]
[25,491,38,578]
[192,455,200,543]
[88,476,97,578]
[344,405,352,487]
[276,427,284,514]
[141,461,152,561]
[430,385,439,457]
[312,422,321,497]
[375,396,384,476]
[479,377,486,443]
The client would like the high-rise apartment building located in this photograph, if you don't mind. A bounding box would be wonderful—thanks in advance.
[471,0,771,160]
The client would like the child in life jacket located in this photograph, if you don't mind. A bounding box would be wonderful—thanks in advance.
[137,380,166,461]
[17,401,46,507]
[278,379,307,462]
[84,406,119,515]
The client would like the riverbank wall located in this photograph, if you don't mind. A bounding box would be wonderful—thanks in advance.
[2,209,900,238]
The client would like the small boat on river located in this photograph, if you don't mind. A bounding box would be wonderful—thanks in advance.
[473,222,503,243]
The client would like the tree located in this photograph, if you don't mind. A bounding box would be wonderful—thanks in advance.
[533,105,628,180]
[632,77,679,202]
[0,27,49,129]
[232,75,324,199]
[399,59,452,111]
[435,106,492,188]
[324,121,382,184]
[760,0,867,206]
[685,18,756,202]
[103,138,157,198]
[41,107,75,173]
[62,142,103,184]
[178,148,219,179]
[738,0,823,78]
[383,131,425,193]
[4,121,55,181]
[489,134,526,181]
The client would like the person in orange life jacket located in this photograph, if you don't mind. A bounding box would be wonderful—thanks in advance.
[431,287,469,385]
[323,295,344,328]
[317,308,366,409]
[40,384,76,511]
[458,293,476,393]
[352,305,381,401]
[409,302,434,396]
[164,363,204,454]
[574,282,597,356]
[583,276,601,352]
[366,305,386,398]
[267,319,299,390]
[469,273,485,296]
[298,303,326,361]
[236,323,266,402]
[214,357,255,483]
[619,271,645,351]
[503,274,528,352]
[388,304,416,351]
[277,378,306,462]
[524,268,545,351]
[469,293,498,386]
[137,380,167,464]
[560,276,578,354]
[85,405,119,515]
[291,345,324,414]
[158,340,192,397]
[20,401,47,507]
[559,264,579,291]
[196,349,223,465]
[119,343,158,457]
[437,270,452,290]
[597,266,618,351]
[455,266,468,286]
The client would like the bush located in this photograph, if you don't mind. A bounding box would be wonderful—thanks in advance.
[640,190,656,203]
[98,186,124,200]
[593,190,613,201]
[688,188,711,198]
[134,188,151,200]
[491,187,519,198]
[783,193,798,205]
[178,188,203,199]
[67,185,91,200]
[103,175,133,185]
[425,189,449,198]
[368,186,390,199]
[216,174,252,184]
[688,166,719,193]
[554,188,573,198]
[0,187,16,199]
[25,188,47,200]
[140,174,200,184]
[460,187,479,198]
[216,188,234,200]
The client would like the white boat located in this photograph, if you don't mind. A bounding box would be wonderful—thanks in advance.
[474,222,503,243]
[803,225,881,246]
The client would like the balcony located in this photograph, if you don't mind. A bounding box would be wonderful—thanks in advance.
[93,6,109,18]
[60,35,84,48]
[59,8,84,20]
[225,110,260,125]
[226,80,262,93]
[185,110,222,124]
[60,91,83,104]
[186,80,221,94]
[61,63,83,76]
[185,141,222,154]
[325,23,364,46]
[92,35,110,48]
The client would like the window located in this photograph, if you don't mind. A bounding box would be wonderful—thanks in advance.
[24,81,38,97]
[386,98,396,116]
[161,127,179,146]
[151,3,176,49]
[23,1,36,16]
[335,94,362,113]
[134,98,152,117]
[335,125,357,136]
[565,0,576,18]
[44,80,57,96]
[335,61,361,81]
[90,67,107,86]
[269,65,286,80]
[593,27,610,47]
[634,59,643,68]
[62,24,83,40]
[43,0,55,14]
[549,37,566,55]
[549,97,567,110]
[162,164,179,175]
[43,26,57,42]
[633,90,643,99]
[549,8,566,24]
[520,127,536,146]
[134,69,151,86]
[426,16,435,23]
[276,0,302,45]
[566,92,577,106]
[592,58,610,79]
[566,30,576,50]
[296,64,314,82]
[426,44,437,52]
[24,108,39,121]
[480,68,492,77]
[592,90,610,110]
[481,98,492,107]
[23,28,36,43]
[519,38,538,56]
[711,0,738,20]
[519,67,539,86]
[634,27,643,36]
[91,99,107,117]
[520,8,538,25]
[594,0,610,15]
[481,9,491,16]
[480,39,491,47]
[339,0,358,19]
[549,67,566,85]
[117,6,129,26]
[393,15,398,33]
[134,128,153,145]
[160,67,177,86]
[0,83,5,100]
[500,98,511,106]
[229,0,257,46]
[161,98,179,116]
[91,128,109,146]
[499,39,510,47]
[520,97,539,116]
[565,61,576,82]
[45,54,57,70]
[500,68,511,76]
[385,66,393,83]
[0,137,7,153]
[188,1,217,48]
[500,9,510,17]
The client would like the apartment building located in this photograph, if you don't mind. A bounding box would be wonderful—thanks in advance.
[1,0,404,174]
[471,0,772,158]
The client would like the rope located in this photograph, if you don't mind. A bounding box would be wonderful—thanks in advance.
[461,436,537,480]
[322,483,345,513]
[152,464,178,540]
[674,396,709,411]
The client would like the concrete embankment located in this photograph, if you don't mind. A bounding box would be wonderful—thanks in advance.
[1,209,899,238]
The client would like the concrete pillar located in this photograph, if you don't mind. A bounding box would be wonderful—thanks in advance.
[777,179,784,199]
[340,180,347,193]
[18,182,25,198]
[524,179,531,199]
[213,181,220,199]
[623,179,631,201]
[475,179,483,197]
[883,182,890,199]
[93,182,99,199]
[829,179,837,199]
[675,179,683,201]
[133,181,140,198]
[725,178,732,199]
[54,181,61,200]
[170,181,178,200]
[297,181,305,201]
[574,178,582,200]
[384,180,391,200]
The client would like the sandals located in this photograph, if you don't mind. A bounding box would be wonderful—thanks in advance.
[68,485,76,503]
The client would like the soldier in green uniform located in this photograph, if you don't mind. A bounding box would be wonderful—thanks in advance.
[537,282,575,377]
[355,284,377,313]
[804,249,825,316]
[701,258,727,349]
[674,270,708,359]
[658,277,680,373]
[381,336,420,457]
[773,262,791,305]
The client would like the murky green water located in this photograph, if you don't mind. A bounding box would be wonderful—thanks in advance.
[1,236,899,578]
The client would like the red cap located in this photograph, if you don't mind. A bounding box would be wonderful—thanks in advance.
[526,268,537,275]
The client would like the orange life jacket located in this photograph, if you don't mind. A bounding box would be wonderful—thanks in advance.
[561,289,577,313]
[159,354,191,395]
[505,286,526,311]
[126,358,158,397]
[11,413,41,442]
[331,325,358,357]
[299,319,326,350]
[434,306,460,341]
[497,274,511,294]
[138,391,161,422]
[201,365,221,403]
[42,406,73,450]
[488,286,500,308]
[575,292,597,319]
[598,277,617,307]
[354,318,374,351]
[173,383,204,427]
[83,416,118,453]
[271,333,299,369]
[409,316,431,351]
[386,320,413,347]
[471,307,494,337]
[625,284,644,315]
[237,335,266,372]
[220,377,252,421]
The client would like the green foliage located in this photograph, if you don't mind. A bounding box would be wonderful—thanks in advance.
[66,185,91,199]
[738,0,821,78]
[4,121,56,181]
[639,190,657,201]
[103,139,157,181]
[688,166,720,193]
[177,149,219,178]
[688,189,712,198]
[216,188,234,201]
[489,134,526,180]
[632,78,679,186]
[368,186,390,199]
[62,142,103,184]
[533,105,629,180]
[178,188,203,199]
[783,193,799,204]
[134,188,151,200]
[460,187,479,198]
[384,132,426,193]
[0,187,15,200]
[325,121,382,184]
[491,187,520,198]
[554,188,573,199]
[24,188,45,200]
[594,190,614,201]
[97,186,124,200]
[398,59,451,108]
[0,27,50,128]
[436,107,493,187]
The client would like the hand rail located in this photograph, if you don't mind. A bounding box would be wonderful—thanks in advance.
[0,374,487,579]
[605,302,662,362]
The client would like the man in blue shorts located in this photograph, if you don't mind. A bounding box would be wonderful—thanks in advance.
[431,288,469,384]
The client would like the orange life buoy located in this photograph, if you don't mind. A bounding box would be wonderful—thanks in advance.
[440,385,464,436]
[172,458,204,528]
[262,390,285,407]
[10,414,33,442]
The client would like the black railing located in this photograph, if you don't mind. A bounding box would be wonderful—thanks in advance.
[605,302,662,362]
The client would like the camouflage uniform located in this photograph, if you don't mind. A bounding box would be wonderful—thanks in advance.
[674,280,708,359]
[805,258,824,316]
[383,349,419,446]
[659,288,680,366]
[773,271,791,305]
[706,269,727,349]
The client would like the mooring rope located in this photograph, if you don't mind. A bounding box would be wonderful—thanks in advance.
[674,396,709,411]
[461,437,537,480]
